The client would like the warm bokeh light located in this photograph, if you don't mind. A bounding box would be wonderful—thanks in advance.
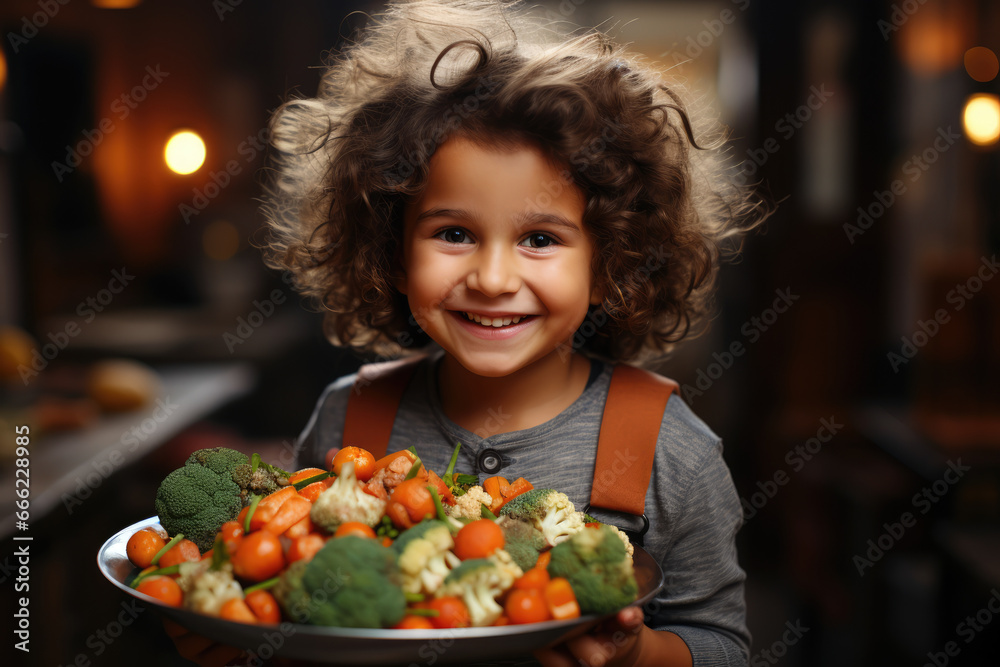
[202,219,240,261]
[963,94,1000,146]
[896,5,970,75]
[0,47,7,92]
[164,130,206,175]
[964,46,999,82]
[91,0,142,7]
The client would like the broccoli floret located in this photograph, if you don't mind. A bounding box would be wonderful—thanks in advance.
[499,489,585,547]
[273,536,406,628]
[184,447,248,474]
[547,524,637,615]
[496,516,548,571]
[310,460,387,532]
[392,520,461,595]
[578,515,635,563]
[230,462,287,504]
[438,553,522,627]
[155,449,248,551]
[445,486,494,522]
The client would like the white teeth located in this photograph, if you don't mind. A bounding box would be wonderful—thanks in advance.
[464,313,525,327]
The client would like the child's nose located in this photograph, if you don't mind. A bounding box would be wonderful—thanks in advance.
[466,247,521,297]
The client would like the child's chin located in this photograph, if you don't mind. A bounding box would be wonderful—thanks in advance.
[451,354,527,379]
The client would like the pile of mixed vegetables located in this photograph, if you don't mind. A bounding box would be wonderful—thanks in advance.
[124,444,638,630]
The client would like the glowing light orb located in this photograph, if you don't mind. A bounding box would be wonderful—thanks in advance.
[963,94,1000,146]
[165,130,206,175]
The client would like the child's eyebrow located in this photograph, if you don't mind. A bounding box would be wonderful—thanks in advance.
[414,207,582,233]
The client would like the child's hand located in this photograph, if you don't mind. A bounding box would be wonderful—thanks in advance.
[533,606,646,667]
[161,619,246,667]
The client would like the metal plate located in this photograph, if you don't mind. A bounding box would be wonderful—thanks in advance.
[98,517,663,664]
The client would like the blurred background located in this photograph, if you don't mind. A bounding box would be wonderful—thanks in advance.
[0,0,998,665]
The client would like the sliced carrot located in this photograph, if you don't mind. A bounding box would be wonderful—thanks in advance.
[372,450,416,472]
[543,577,580,620]
[250,487,299,531]
[284,514,313,539]
[219,597,258,624]
[483,476,510,514]
[426,470,455,505]
[536,550,552,570]
[501,477,533,507]
[286,534,325,563]
[288,468,327,484]
[298,481,327,503]
[514,567,550,590]
[263,495,312,536]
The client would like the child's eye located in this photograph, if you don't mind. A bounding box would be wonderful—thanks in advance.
[521,233,557,248]
[436,228,472,244]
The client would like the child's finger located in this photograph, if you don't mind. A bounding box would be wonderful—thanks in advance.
[615,605,645,631]
[555,633,619,667]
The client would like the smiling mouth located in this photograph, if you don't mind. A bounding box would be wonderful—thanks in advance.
[460,312,533,327]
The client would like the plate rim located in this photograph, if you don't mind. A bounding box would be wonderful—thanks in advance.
[98,516,664,643]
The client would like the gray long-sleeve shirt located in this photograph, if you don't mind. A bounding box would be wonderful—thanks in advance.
[295,353,749,666]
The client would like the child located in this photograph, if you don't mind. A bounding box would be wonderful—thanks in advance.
[263,1,766,665]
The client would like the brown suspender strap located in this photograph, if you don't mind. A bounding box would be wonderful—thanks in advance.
[342,356,424,459]
[343,356,677,517]
[589,364,679,516]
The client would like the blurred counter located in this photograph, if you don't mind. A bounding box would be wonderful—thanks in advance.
[0,363,255,539]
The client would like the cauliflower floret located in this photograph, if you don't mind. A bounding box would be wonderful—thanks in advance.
[499,489,585,547]
[393,520,462,595]
[605,523,635,563]
[438,552,522,627]
[311,460,387,532]
[177,560,243,616]
[445,486,494,522]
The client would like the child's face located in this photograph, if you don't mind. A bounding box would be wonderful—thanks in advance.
[399,135,601,378]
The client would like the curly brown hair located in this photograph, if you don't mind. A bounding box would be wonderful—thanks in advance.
[261,0,767,362]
